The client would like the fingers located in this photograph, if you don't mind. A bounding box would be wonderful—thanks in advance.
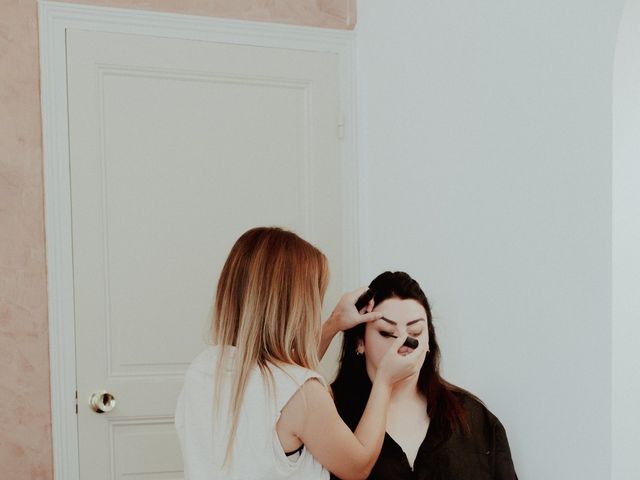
[357,311,383,323]
[348,286,369,303]
[390,333,407,352]
[380,334,406,361]
[367,298,376,313]
[360,298,375,314]
[358,298,375,315]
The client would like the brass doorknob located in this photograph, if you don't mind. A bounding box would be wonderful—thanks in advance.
[89,391,116,413]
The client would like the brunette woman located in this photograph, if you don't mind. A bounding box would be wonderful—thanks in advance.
[326,271,518,479]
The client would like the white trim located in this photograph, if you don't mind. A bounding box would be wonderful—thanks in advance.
[353,25,370,283]
[612,1,640,478]
[38,2,357,479]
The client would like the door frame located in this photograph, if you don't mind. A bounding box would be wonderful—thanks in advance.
[613,1,640,477]
[38,2,357,479]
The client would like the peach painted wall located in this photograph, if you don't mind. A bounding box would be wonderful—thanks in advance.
[0,1,354,479]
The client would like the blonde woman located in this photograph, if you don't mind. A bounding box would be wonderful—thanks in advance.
[175,227,425,480]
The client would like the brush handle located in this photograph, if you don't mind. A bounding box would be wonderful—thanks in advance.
[402,337,419,349]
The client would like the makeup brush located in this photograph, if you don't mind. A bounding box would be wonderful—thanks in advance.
[402,337,419,349]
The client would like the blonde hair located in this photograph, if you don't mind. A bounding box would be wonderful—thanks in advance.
[211,227,329,466]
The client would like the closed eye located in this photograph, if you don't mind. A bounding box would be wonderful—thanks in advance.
[379,331,396,338]
[408,331,423,337]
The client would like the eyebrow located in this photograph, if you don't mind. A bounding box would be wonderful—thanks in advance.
[379,317,426,326]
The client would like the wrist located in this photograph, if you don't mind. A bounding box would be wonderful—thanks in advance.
[371,374,393,398]
[322,314,340,338]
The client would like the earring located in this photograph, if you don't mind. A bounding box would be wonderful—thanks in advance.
[355,345,364,355]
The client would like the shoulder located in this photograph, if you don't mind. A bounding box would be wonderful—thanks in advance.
[453,390,485,412]
[288,376,331,409]
[268,363,328,413]
[449,391,517,476]
[270,363,327,389]
[278,375,331,438]
[451,390,506,430]
[182,346,219,380]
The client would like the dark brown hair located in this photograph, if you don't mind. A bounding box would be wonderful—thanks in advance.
[331,271,479,434]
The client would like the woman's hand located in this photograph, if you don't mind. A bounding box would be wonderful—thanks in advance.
[375,334,424,386]
[326,287,382,333]
[318,288,382,359]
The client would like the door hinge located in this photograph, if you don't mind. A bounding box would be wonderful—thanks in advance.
[75,390,78,414]
[337,113,345,139]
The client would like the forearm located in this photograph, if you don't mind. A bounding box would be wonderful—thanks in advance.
[353,379,392,473]
[318,317,339,359]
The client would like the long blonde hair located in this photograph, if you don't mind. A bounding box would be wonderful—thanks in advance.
[211,227,329,465]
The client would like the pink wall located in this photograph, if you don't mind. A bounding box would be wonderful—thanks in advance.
[63,0,355,28]
[0,1,354,478]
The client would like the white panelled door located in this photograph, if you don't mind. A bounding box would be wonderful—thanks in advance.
[66,28,347,479]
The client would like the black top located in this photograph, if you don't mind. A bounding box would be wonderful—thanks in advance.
[330,393,518,480]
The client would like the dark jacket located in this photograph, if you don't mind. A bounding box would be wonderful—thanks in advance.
[331,393,518,480]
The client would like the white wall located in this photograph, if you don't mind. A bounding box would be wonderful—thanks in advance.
[612,1,640,479]
[356,1,625,479]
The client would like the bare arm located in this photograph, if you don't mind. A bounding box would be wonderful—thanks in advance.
[282,335,424,480]
[294,378,391,480]
[318,318,340,360]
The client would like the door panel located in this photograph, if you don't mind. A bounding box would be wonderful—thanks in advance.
[66,28,346,479]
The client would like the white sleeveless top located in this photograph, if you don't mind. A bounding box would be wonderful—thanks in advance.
[175,346,329,480]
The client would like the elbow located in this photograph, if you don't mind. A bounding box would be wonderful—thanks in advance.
[334,448,376,480]
[344,456,374,480]
[355,467,373,480]
[340,472,368,480]
[360,463,375,480]
[349,470,372,480]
